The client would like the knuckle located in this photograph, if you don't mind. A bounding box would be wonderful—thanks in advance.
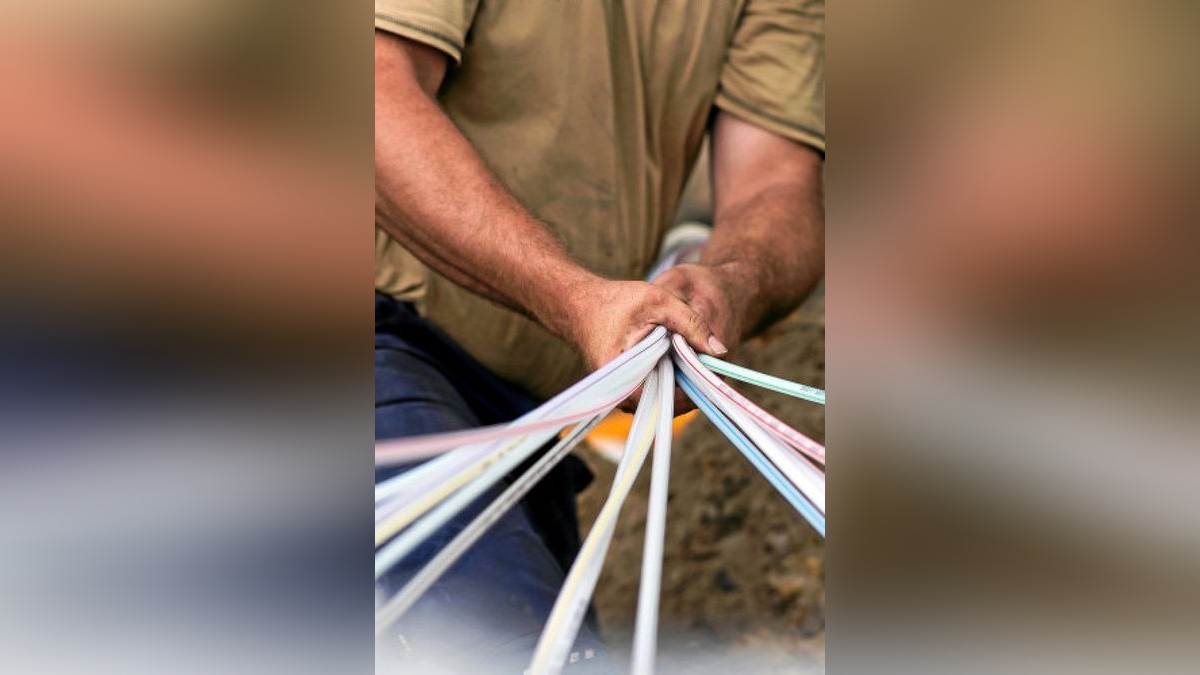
[656,269,687,293]
[647,284,672,305]
[644,288,676,318]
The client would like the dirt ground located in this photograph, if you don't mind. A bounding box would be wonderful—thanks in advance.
[575,286,826,667]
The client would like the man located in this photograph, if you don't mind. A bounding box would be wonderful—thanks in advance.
[375,0,823,670]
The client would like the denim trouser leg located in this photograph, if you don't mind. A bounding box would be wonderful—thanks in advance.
[374,295,611,673]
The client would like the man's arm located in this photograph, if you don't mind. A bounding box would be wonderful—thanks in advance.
[654,111,824,348]
[374,32,726,370]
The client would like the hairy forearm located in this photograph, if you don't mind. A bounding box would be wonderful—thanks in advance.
[374,55,595,336]
[701,177,825,338]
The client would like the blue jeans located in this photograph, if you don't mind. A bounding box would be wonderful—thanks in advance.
[375,294,610,673]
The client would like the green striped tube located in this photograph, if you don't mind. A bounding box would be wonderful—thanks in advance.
[697,354,825,405]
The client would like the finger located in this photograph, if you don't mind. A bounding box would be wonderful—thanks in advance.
[620,321,658,353]
[655,296,727,356]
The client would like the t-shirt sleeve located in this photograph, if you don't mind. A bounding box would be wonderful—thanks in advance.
[375,0,482,65]
[716,0,825,152]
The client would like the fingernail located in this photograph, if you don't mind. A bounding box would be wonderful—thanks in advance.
[707,336,728,354]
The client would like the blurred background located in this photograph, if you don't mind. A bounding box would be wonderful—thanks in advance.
[1,3,376,675]
[831,1,1200,673]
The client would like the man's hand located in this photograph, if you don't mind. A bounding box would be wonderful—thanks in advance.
[550,277,727,373]
[652,262,749,357]
[650,262,750,414]
[538,276,725,415]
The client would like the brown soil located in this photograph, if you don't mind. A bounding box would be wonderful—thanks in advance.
[575,288,825,666]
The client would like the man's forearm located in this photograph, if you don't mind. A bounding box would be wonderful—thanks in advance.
[698,110,825,342]
[701,178,825,339]
[374,39,595,337]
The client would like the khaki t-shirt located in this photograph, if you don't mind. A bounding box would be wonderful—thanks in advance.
[376,0,824,401]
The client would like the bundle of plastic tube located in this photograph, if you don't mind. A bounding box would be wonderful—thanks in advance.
[374,229,825,674]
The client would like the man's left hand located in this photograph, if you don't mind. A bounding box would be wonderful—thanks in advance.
[645,262,751,415]
[652,262,747,355]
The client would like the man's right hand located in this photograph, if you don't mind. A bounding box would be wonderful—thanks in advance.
[542,277,726,413]
[555,277,727,372]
